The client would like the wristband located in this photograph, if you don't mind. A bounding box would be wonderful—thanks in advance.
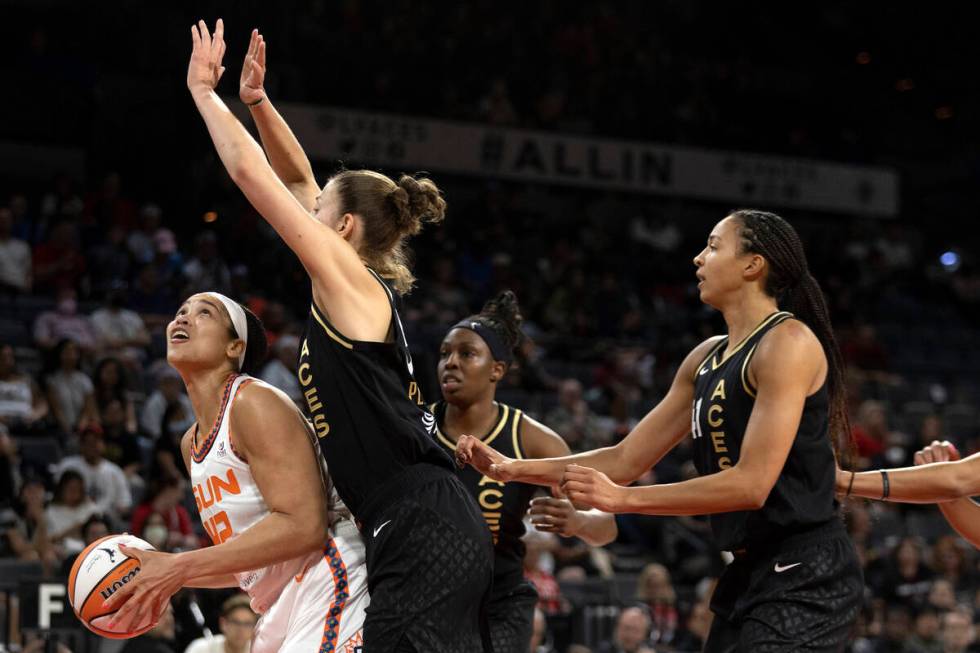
[879,469,890,500]
[845,470,856,498]
[247,95,265,107]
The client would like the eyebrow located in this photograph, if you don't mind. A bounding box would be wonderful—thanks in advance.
[179,298,222,313]
[707,235,721,243]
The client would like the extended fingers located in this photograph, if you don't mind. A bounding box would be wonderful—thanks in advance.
[257,37,266,67]
[198,20,211,50]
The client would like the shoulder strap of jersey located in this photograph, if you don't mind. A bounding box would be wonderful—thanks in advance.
[692,337,728,382]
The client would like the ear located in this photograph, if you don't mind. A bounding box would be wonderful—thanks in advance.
[743,253,766,282]
[336,213,356,241]
[489,360,507,383]
[227,339,246,366]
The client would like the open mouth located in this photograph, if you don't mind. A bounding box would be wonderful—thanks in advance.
[170,329,190,343]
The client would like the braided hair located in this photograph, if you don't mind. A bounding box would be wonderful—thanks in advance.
[730,210,852,465]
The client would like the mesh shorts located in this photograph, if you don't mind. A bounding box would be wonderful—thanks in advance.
[704,520,863,653]
[360,475,494,652]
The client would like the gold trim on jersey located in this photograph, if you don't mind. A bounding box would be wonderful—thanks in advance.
[435,403,510,451]
[310,303,354,350]
[712,311,792,369]
[511,409,525,459]
[693,338,728,382]
[741,343,760,398]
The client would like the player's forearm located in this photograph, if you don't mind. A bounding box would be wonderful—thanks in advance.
[619,467,765,516]
[572,509,618,546]
[176,511,325,582]
[191,89,269,183]
[184,572,240,589]
[249,99,317,196]
[937,499,980,548]
[848,460,980,503]
[513,446,627,486]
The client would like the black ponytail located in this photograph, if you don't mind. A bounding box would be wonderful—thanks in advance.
[731,210,853,466]
[469,290,525,363]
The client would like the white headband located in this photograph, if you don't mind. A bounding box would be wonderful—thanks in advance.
[207,293,248,370]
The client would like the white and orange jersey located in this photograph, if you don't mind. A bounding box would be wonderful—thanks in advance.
[190,374,333,613]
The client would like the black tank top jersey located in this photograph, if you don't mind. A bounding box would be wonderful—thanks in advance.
[298,270,454,519]
[691,311,837,551]
[431,401,538,595]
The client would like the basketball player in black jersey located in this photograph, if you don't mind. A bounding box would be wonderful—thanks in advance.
[459,210,864,651]
[432,291,617,653]
[189,22,493,651]
[840,440,980,548]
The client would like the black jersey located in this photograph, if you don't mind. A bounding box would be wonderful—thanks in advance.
[691,311,837,551]
[431,401,538,596]
[298,270,455,519]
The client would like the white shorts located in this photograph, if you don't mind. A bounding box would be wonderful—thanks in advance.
[251,519,368,653]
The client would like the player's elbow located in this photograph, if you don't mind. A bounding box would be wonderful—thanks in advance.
[944,463,978,499]
[734,471,771,510]
[295,511,329,551]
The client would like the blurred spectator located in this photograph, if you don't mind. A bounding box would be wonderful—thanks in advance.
[94,357,138,431]
[865,604,912,653]
[128,203,164,264]
[868,537,934,607]
[0,477,55,571]
[479,78,519,125]
[0,426,16,502]
[260,334,302,406]
[939,608,975,653]
[851,400,893,467]
[152,228,184,286]
[131,263,179,332]
[0,205,32,293]
[84,172,138,232]
[141,366,193,440]
[44,339,98,435]
[40,173,84,222]
[33,287,97,353]
[183,231,231,296]
[91,285,151,364]
[523,527,568,616]
[121,601,177,653]
[184,593,257,653]
[671,599,712,652]
[88,225,133,294]
[0,343,49,432]
[55,426,132,518]
[44,468,99,556]
[635,563,678,646]
[842,323,891,376]
[130,475,196,552]
[101,397,145,481]
[928,580,959,613]
[907,605,943,653]
[546,379,609,452]
[32,219,86,294]
[930,536,977,600]
[596,606,655,653]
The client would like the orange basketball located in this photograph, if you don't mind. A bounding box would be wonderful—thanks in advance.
[67,533,157,639]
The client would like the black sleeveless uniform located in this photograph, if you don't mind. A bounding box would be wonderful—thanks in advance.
[432,401,540,653]
[298,270,493,652]
[690,312,862,652]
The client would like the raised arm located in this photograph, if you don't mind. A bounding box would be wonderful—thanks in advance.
[561,320,824,515]
[186,20,368,300]
[239,29,319,212]
[105,382,330,629]
[842,440,980,505]
[457,336,722,486]
[520,416,617,546]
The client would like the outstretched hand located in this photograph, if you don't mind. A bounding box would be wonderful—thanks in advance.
[455,434,517,482]
[102,544,186,632]
[188,18,227,94]
[240,28,267,105]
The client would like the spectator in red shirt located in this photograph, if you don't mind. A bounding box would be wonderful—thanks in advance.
[32,220,87,294]
[130,475,197,552]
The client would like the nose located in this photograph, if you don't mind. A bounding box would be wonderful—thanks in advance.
[693,251,704,267]
[444,351,459,369]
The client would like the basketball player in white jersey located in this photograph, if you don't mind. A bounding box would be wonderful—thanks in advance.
[103,293,369,653]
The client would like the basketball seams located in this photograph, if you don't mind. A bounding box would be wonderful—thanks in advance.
[78,558,140,620]
[68,533,118,606]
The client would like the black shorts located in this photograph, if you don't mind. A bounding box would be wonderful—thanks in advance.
[360,469,494,652]
[487,582,538,653]
[704,520,863,653]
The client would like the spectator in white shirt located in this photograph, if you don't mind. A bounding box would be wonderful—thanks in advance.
[91,284,151,365]
[45,469,99,556]
[184,594,256,653]
[44,339,99,436]
[259,334,302,406]
[0,206,31,293]
[55,426,132,519]
[139,365,193,440]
